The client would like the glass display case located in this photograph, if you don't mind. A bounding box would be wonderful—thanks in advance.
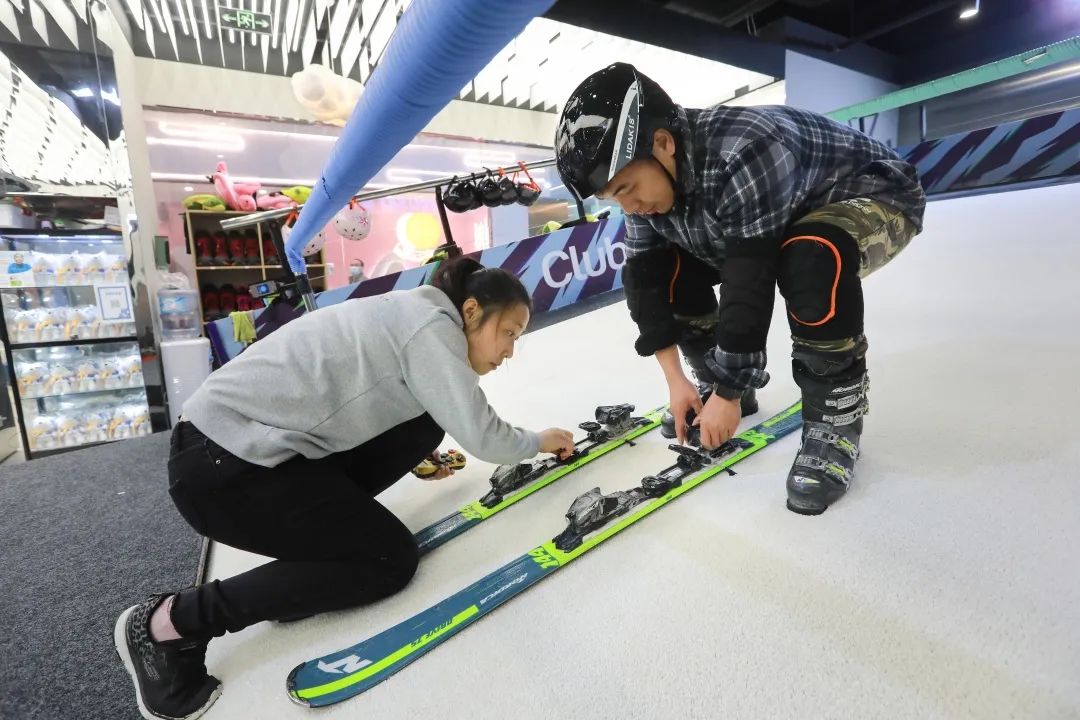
[0,230,147,459]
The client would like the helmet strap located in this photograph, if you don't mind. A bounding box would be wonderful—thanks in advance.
[651,156,680,202]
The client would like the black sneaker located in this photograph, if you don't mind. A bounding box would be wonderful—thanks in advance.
[113,594,222,720]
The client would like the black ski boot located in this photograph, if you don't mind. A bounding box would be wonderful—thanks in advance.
[660,330,759,441]
[786,349,869,516]
[114,594,221,720]
[661,386,758,441]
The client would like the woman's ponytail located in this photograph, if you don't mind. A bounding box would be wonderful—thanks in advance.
[430,256,531,319]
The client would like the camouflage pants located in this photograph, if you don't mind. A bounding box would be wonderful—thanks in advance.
[789,198,917,356]
[671,198,917,362]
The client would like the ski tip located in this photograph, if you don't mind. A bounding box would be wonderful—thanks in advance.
[286,663,313,708]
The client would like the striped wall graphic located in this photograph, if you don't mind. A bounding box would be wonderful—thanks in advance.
[901,107,1080,195]
[206,219,628,364]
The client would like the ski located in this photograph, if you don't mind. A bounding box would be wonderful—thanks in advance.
[288,401,802,707]
[413,403,666,555]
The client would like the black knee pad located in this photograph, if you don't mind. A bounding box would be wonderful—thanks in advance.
[670,245,721,317]
[777,222,864,343]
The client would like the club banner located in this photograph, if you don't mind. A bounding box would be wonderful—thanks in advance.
[207,218,629,364]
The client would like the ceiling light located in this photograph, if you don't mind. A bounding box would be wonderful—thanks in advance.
[959,0,979,20]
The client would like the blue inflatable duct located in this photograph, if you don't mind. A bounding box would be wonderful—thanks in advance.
[285,0,557,275]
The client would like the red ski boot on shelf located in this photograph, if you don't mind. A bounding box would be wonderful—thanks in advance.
[262,235,280,266]
[212,232,230,266]
[218,284,237,315]
[194,230,212,267]
[227,231,245,266]
[201,285,221,321]
[243,230,261,265]
[235,288,253,312]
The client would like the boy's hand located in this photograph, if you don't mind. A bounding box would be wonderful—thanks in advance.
[668,376,705,444]
[693,393,741,449]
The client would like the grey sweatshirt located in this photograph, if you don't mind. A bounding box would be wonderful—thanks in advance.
[184,285,539,467]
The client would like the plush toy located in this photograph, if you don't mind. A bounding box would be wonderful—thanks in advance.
[43,364,74,396]
[56,254,81,286]
[333,201,372,241]
[210,162,260,212]
[17,362,46,397]
[30,416,58,450]
[81,253,106,285]
[182,194,227,212]
[76,360,99,392]
[105,254,127,283]
[119,355,144,387]
[32,253,57,286]
[57,415,80,447]
[281,186,313,204]
[80,411,111,443]
[255,191,297,211]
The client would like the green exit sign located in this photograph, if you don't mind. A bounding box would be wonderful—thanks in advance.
[218,7,272,34]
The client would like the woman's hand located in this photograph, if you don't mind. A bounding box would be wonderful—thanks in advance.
[539,428,575,460]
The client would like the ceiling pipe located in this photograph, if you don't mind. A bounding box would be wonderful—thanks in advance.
[831,0,960,51]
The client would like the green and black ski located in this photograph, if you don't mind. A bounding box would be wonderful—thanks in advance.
[414,403,665,555]
[289,401,801,707]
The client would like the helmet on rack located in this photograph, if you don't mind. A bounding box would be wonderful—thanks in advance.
[478,172,504,208]
[498,175,518,205]
[554,63,680,201]
[516,181,541,206]
[443,176,481,213]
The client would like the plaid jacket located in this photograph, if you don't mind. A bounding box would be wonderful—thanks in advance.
[624,103,925,395]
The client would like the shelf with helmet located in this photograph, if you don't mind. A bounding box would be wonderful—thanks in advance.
[183,209,328,324]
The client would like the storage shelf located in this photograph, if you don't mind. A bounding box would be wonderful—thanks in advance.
[0,228,122,238]
[195,264,325,270]
[184,210,254,216]
[21,382,146,402]
[0,281,126,290]
[30,432,151,458]
[184,210,326,329]
[11,335,138,349]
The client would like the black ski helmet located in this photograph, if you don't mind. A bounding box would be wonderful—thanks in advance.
[554,63,680,201]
